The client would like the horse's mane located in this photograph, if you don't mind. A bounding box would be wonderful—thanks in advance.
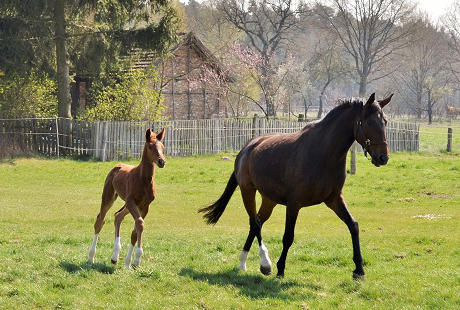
[318,97,365,124]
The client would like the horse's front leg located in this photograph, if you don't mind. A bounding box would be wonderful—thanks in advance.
[326,193,364,279]
[276,205,299,278]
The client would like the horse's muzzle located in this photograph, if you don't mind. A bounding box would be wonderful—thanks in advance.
[372,154,389,167]
[157,158,166,168]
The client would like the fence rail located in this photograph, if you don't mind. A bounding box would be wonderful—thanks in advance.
[0,117,420,160]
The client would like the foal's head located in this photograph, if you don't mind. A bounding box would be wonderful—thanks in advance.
[356,93,393,167]
[144,128,166,168]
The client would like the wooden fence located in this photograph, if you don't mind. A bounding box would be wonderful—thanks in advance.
[0,117,420,160]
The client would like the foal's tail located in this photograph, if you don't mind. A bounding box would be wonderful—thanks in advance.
[199,172,238,225]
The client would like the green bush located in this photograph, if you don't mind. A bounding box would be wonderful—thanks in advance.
[80,67,166,121]
[0,72,58,118]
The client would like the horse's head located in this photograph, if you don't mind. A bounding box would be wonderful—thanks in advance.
[356,93,393,167]
[144,128,166,168]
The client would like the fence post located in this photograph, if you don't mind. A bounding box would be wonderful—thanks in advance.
[447,127,453,152]
[102,122,108,162]
[55,118,60,158]
[252,114,258,138]
[350,142,357,174]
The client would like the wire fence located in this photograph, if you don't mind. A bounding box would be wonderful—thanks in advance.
[0,117,456,161]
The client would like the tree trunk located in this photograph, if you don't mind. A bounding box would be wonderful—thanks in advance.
[54,0,71,119]
[358,75,367,97]
[427,90,433,124]
[317,79,331,119]
[416,85,422,119]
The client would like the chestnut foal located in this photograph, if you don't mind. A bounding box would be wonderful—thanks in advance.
[88,128,166,268]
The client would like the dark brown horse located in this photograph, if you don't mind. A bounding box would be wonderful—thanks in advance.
[88,128,166,268]
[200,93,393,279]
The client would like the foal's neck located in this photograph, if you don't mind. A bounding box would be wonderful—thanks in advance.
[140,150,155,181]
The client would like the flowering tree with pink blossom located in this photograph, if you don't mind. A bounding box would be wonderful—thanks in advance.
[191,42,298,118]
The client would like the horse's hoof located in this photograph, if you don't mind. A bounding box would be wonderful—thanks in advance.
[260,265,272,276]
[353,271,365,280]
[132,264,139,270]
[111,259,117,265]
[276,272,284,278]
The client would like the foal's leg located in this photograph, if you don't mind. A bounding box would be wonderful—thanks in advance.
[326,194,364,279]
[125,200,146,268]
[88,182,117,263]
[240,195,276,275]
[110,206,129,264]
[126,206,149,268]
[276,206,299,278]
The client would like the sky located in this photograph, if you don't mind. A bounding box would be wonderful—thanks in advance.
[416,0,455,22]
[181,0,457,22]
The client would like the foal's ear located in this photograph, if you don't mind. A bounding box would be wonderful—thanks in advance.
[365,93,376,107]
[378,93,393,108]
[146,128,152,142]
[156,127,165,142]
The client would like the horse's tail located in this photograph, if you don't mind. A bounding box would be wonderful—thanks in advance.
[199,172,238,225]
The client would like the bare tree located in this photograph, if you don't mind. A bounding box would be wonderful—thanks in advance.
[396,17,450,122]
[218,0,308,117]
[318,0,414,96]
[307,33,350,118]
[443,0,460,87]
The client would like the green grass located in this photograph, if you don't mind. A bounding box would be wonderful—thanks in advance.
[419,123,460,153]
[0,153,459,309]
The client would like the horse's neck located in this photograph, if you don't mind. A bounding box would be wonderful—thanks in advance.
[140,151,155,181]
[314,105,360,160]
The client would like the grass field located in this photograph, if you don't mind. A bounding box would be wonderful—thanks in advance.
[0,153,459,309]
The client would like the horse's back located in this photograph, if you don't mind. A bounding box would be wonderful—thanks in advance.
[105,163,137,201]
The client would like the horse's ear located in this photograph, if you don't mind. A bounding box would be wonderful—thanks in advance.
[365,93,375,107]
[145,128,152,142]
[378,94,393,108]
[156,128,165,142]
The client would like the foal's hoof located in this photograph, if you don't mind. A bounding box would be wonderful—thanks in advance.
[260,265,272,276]
[111,259,117,265]
[352,270,365,280]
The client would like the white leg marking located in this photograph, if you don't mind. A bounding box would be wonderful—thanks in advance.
[88,234,98,263]
[239,250,249,271]
[259,242,272,268]
[132,246,143,267]
[111,237,121,263]
[125,244,134,268]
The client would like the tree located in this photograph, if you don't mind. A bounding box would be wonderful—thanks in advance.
[396,17,450,121]
[318,0,414,96]
[307,33,350,118]
[81,66,165,121]
[218,0,308,117]
[0,0,180,118]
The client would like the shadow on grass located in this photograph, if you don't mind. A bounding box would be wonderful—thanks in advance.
[179,267,299,300]
[59,261,115,274]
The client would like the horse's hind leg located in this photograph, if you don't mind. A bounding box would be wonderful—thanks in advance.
[110,206,129,264]
[239,190,275,275]
[88,178,118,263]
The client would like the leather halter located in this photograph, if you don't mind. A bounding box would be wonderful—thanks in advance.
[354,120,388,158]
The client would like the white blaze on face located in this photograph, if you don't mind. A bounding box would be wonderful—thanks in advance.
[259,242,271,268]
[125,244,134,268]
[111,237,121,262]
[239,250,249,271]
[88,234,98,263]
